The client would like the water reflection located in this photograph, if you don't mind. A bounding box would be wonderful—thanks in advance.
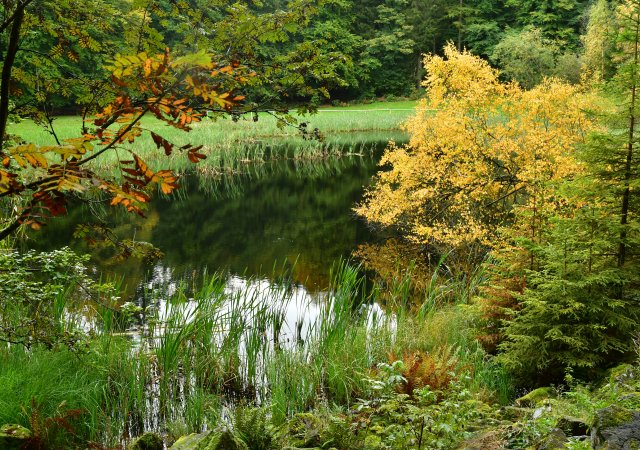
[25,148,390,299]
[144,274,324,349]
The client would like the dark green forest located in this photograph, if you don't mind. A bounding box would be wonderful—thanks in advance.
[2,0,595,113]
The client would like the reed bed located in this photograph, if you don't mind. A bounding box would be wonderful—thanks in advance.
[0,259,511,446]
[8,105,413,176]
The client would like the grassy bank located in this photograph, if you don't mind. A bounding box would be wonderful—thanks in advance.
[7,102,415,175]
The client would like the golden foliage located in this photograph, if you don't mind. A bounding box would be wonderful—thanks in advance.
[355,44,598,249]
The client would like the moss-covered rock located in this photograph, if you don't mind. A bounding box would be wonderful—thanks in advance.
[537,428,568,450]
[0,424,32,450]
[592,405,640,449]
[206,431,249,450]
[130,432,163,450]
[169,431,248,450]
[515,387,555,408]
[169,432,210,450]
[594,406,634,430]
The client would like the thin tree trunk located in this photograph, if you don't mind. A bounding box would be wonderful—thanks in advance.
[618,13,640,268]
[0,4,25,151]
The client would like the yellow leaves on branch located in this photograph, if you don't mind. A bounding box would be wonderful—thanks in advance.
[355,43,599,249]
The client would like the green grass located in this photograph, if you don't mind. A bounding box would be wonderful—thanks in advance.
[0,346,104,447]
[319,100,419,110]
[7,102,414,175]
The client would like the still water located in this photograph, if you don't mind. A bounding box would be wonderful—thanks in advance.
[25,144,393,301]
[22,141,408,439]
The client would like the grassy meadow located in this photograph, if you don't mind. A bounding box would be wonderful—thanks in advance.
[7,101,417,175]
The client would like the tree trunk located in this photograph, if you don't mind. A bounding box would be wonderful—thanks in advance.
[0,4,25,151]
[618,12,640,268]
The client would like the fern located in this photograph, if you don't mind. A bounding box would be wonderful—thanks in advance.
[232,406,277,450]
[23,398,84,450]
[388,346,460,397]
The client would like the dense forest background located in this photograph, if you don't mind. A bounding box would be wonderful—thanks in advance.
[2,0,597,115]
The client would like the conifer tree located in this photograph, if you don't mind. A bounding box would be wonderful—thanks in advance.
[498,0,640,382]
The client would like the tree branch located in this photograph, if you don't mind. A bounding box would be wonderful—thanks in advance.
[0,0,33,34]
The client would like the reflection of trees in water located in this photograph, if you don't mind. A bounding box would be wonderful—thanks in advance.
[154,155,378,292]
[354,238,488,309]
[354,239,432,307]
[196,148,381,201]
[24,147,394,298]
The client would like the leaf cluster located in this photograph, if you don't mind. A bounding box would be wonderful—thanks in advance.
[0,247,116,349]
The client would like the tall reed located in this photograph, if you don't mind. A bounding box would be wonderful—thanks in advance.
[0,259,512,445]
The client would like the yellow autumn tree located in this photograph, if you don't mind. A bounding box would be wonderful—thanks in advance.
[355,43,598,250]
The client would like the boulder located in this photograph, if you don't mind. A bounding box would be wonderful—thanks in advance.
[537,428,568,450]
[0,424,32,450]
[206,431,248,450]
[169,430,248,450]
[130,432,163,450]
[591,405,640,449]
[556,416,589,437]
[515,387,555,408]
[170,432,210,450]
[533,406,551,420]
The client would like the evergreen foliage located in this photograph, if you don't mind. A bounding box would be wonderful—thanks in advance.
[498,208,640,381]
[497,0,640,382]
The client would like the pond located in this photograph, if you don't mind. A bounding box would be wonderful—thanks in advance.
[24,139,401,302]
[18,136,423,443]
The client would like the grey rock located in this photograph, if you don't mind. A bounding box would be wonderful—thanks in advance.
[591,405,640,449]
[533,406,551,419]
[537,428,568,450]
[556,416,589,437]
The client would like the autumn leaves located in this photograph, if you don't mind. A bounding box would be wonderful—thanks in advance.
[356,43,597,251]
[0,49,249,232]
